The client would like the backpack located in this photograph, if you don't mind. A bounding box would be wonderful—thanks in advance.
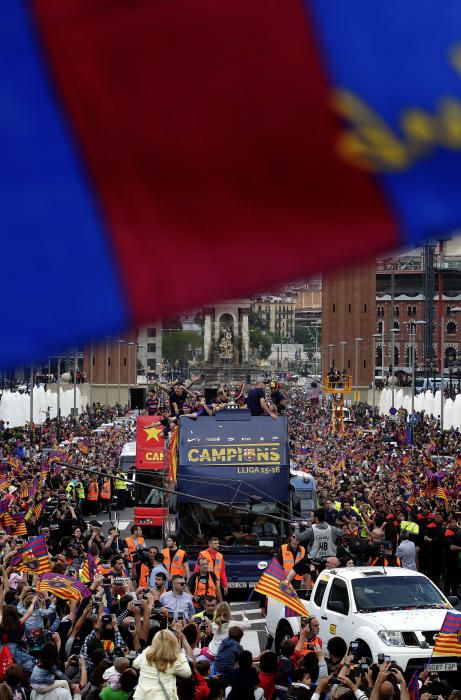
[0,644,14,681]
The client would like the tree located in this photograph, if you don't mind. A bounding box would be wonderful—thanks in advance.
[162,331,202,364]
[294,326,311,347]
[249,329,272,359]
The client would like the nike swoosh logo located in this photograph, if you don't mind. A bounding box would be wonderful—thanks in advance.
[187,437,199,443]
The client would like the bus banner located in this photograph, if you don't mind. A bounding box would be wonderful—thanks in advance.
[135,416,165,469]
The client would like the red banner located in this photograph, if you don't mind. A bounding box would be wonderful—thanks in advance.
[135,416,165,470]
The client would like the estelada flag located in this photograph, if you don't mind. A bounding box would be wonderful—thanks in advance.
[433,610,461,657]
[38,573,91,602]
[169,427,179,483]
[255,558,308,618]
[4,1,461,368]
[9,535,52,576]
[136,416,165,471]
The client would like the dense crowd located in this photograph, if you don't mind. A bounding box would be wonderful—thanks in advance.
[0,380,459,699]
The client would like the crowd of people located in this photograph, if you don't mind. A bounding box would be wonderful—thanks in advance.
[0,379,459,698]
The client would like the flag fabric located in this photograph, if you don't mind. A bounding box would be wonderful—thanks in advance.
[3,1,461,367]
[255,558,308,618]
[34,499,47,520]
[77,439,91,456]
[79,553,98,584]
[3,512,28,537]
[9,535,52,575]
[38,573,91,602]
[408,671,420,700]
[0,499,9,517]
[433,610,461,657]
[169,427,179,483]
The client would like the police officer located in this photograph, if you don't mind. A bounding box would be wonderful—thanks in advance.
[277,534,306,589]
[115,470,128,511]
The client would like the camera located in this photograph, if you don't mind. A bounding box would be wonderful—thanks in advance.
[103,577,112,586]
[132,548,151,565]
[102,614,111,624]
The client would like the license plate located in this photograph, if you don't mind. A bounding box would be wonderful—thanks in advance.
[248,581,258,588]
[227,582,247,588]
[427,663,458,672]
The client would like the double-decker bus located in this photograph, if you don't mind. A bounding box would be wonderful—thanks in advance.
[166,407,291,588]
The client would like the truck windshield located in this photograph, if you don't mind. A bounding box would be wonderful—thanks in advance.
[119,455,135,471]
[352,576,447,612]
[135,471,164,507]
[177,500,286,549]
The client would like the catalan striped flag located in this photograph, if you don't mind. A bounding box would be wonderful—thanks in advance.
[77,439,91,455]
[0,478,11,492]
[433,610,461,657]
[79,552,98,583]
[169,426,179,483]
[435,484,449,505]
[34,499,47,519]
[38,572,91,602]
[9,535,52,575]
[0,499,9,517]
[254,558,308,618]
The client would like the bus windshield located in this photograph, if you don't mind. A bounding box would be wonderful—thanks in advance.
[176,500,288,550]
[135,471,164,507]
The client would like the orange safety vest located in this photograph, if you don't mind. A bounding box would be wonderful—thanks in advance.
[162,548,187,577]
[301,634,322,655]
[138,563,150,588]
[193,573,217,602]
[370,556,401,567]
[97,562,112,577]
[100,480,111,500]
[199,550,224,582]
[87,482,99,501]
[281,544,306,581]
[126,535,146,561]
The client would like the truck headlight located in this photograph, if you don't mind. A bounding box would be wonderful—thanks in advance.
[377,631,405,646]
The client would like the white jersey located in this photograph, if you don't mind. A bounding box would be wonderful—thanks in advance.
[309,524,337,558]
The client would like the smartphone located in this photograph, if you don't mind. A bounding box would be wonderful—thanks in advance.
[128,621,136,632]
[103,577,111,585]
[384,655,390,663]
[377,654,385,664]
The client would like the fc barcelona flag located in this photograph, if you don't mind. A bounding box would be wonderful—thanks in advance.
[9,535,52,575]
[3,512,28,537]
[4,2,461,368]
[38,573,91,602]
[433,610,461,657]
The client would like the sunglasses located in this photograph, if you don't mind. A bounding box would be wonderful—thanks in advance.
[177,581,186,586]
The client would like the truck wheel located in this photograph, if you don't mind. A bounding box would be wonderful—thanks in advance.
[275,620,293,654]
[356,640,372,663]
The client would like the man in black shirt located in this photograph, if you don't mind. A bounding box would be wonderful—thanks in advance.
[270,381,286,415]
[246,378,277,419]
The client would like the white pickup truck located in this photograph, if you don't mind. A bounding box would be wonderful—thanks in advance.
[266,566,458,674]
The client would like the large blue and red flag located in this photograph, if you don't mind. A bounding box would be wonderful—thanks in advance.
[3,1,461,367]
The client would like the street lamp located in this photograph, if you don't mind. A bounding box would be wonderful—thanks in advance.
[73,347,78,424]
[372,333,381,416]
[354,337,363,405]
[389,328,400,410]
[441,307,461,429]
[328,343,335,369]
[127,341,135,407]
[406,320,426,415]
[340,341,347,371]
[116,340,127,405]
[104,337,110,406]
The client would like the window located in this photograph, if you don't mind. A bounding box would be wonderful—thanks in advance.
[378,321,383,333]
[377,305,384,317]
[394,305,400,317]
[147,359,156,370]
[348,359,351,368]
[363,359,366,368]
[393,320,399,330]
[147,327,156,337]
[314,578,328,607]
[327,579,350,615]
[147,343,156,353]
[348,304,351,313]
[364,304,367,313]
[124,358,126,366]
[333,304,336,313]
[407,305,416,317]
[447,321,457,335]
[108,357,111,366]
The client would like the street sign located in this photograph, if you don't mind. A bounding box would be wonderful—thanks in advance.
[389,407,397,415]
[409,414,419,424]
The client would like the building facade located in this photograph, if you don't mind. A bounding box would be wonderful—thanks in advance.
[137,323,163,375]
[83,333,138,386]
[322,263,376,389]
[251,295,295,339]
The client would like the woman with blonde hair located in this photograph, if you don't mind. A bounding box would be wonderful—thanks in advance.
[198,601,250,661]
[133,628,192,700]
